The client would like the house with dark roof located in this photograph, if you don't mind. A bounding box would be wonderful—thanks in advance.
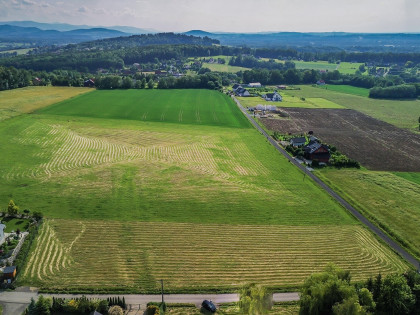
[290,137,307,147]
[235,87,251,97]
[263,92,282,102]
[304,142,330,162]
[232,83,241,90]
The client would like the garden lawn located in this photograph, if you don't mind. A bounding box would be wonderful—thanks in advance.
[317,169,420,259]
[286,85,420,131]
[0,217,30,233]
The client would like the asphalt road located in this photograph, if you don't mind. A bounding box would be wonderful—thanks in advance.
[0,291,299,314]
[232,96,420,270]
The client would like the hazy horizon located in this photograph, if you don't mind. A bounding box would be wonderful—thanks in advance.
[0,0,419,33]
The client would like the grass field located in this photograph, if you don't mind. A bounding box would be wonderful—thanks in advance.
[315,85,370,97]
[0,86,91,121]
[238,94,344,109]
[393,172,420,186]
[317,169,420,259]
[286,85,420,131]
[203,62,250,73]
[0,88,408,292]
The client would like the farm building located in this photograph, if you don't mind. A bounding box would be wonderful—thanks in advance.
[316,80,326,85]
[248,82,262,88]
[235,87,251,97]
[304,142,330,162]
[2,266,16,280]
[0,223,5,244]
[262,92,282,102]
[255,104,277,111]
[290,137,307,147]
[84,79,95,87]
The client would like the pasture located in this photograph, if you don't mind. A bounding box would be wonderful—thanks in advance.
[317,169,420,259]
[0,88,408,291]
[0,86,91,121]
[286,85,420,131]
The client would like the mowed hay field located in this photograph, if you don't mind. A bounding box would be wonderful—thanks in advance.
[0,89,408,291]
[22,220,407,292]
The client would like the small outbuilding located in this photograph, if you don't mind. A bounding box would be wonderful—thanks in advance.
[2,266,17,280]
[0,223,5,244]
[84,79,95,87]
[248,82,262,88]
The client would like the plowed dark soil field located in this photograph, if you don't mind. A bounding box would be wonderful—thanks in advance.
[263,108,420,172]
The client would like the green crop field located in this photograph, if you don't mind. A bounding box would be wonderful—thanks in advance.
[286,85,420,131]
[317,169,420,259]
[316,85,370,97]
[203,62,250,73]
[337,62,365,74]
[393,172,420,186]
[238,94,344,109]
[0,89,408,292]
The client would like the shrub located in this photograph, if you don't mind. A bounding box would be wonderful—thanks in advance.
[145,305,160,315]
[109,305,124,315]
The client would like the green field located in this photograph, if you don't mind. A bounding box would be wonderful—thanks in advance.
[39,90,248,128]
[317,169,420,259]
[238,93,344,109]
[0,88,408,292]
[316,85,370,97]
[286,85,420,131]
[202,56,250,73]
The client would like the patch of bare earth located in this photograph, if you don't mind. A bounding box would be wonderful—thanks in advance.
[263,108,420,172]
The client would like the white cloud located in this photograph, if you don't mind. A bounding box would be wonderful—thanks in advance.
[22,0,36,5]
[78,6,88,13]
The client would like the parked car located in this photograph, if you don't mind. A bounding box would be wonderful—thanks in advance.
[202,299,217,313]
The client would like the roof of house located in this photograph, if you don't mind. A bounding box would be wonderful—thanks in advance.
[232,83,241,89]
[3,266,16,274]
[290,137,306,144]
[90,311,103,315]
[304,142,329,154]
[0,223,5,230]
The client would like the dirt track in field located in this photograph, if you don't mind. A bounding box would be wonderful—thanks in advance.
[263,108,420,172]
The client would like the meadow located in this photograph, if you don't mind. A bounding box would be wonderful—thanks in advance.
[0,88,408,292]
[286,85,420,131]
[315,85,370,97]
[317,169,420,259]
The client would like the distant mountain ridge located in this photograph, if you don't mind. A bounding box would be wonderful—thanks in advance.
[183,30,420,51]
[0,24,130,45]
[0,20,155,34]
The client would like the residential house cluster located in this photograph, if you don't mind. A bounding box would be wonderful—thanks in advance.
[289,135,331,163]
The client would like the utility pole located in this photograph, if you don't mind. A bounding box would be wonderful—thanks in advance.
[160,279,164,304]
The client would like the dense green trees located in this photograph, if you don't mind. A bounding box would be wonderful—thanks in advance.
[300,264,420,315]
[369,84,417,99]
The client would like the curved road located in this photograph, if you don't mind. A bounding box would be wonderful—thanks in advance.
[232,96,420,270]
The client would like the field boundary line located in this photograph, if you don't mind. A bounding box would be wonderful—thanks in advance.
[232,95,420,271]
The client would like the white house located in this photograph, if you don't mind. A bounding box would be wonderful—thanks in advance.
[263,92,282,102]
[248,82,262,88]
[0,223,5,244]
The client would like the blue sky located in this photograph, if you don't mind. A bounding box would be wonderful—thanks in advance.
[0,0,419,32]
